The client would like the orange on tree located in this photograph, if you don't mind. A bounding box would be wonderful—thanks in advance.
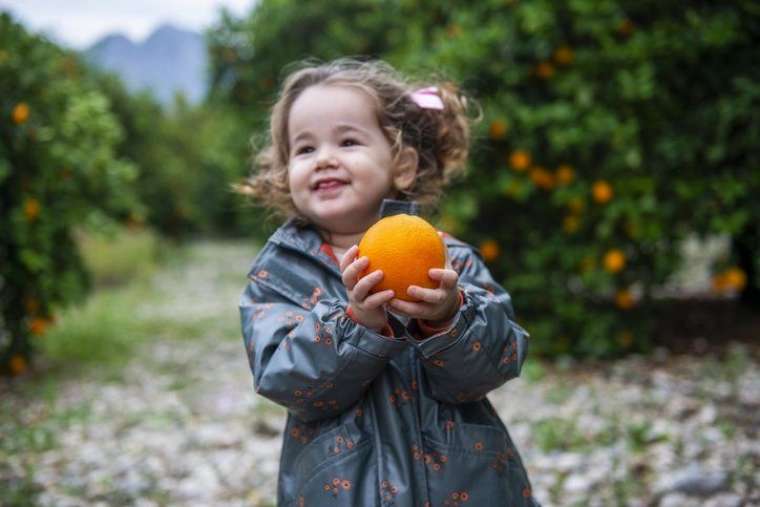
[535,62,555,79]
[555,164,575,185]
[553,46,575,66]
[24,197,40,221]
[603,249,626,273]
[358,214,446,302]
[479,239,500,262]
[508,150,531,171]
[529,166,555,190]
[615,289,635,309]
[9,355,27,376]
[12,102,30,124]
[489,119,508,140]
[592,180,614,204]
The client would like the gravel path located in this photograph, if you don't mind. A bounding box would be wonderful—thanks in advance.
[2,241,758,507]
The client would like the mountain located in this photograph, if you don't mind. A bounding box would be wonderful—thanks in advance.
[85,24,207,105]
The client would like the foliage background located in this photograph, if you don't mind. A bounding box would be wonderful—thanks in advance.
[2,1,759,375]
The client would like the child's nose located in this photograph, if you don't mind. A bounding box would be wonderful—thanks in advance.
[315,147,338,169]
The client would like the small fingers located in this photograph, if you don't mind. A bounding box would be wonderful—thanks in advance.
[429,268,459,289]
[352,269,384,301]
[339,245,359,272]
[341,256,369,290]
[407,285,447,305]
[363,289,395,309]
[388,298,428,318]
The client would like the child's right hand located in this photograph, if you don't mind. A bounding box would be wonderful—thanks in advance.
[340,245,395,332]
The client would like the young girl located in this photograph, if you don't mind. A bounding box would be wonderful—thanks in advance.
[238,58,539,507]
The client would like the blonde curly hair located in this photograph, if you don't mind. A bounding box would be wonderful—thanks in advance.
[235,58,475,221]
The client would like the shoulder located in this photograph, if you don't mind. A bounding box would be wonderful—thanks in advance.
[244,221,337,307]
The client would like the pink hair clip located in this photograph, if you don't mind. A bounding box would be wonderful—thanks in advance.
[409,86,444,110]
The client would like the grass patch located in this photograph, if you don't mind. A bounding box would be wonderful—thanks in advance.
[39,283,155,372]
[76,225,171,288]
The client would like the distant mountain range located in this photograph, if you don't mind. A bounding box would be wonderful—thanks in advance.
[85,24,207,105]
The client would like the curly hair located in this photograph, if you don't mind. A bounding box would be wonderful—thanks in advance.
[235,58,475,222]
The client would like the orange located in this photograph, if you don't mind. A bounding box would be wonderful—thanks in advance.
[489,119,508,140]
[553,46,575,66]
[509,150,531,171]
[12,102,29,124]
[556,164,575,185]
[358,214,445,302]
[615,289,635,309]
[603,249,626,273]
[535,62,555,79]
[592,180,614,204]
[479,239,500,262]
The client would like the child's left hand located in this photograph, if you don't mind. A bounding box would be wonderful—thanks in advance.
[388,266,460,326]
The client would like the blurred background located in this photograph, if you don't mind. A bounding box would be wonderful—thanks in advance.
[1,1,758,506]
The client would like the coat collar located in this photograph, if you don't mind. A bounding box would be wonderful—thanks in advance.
[269,219,342,275]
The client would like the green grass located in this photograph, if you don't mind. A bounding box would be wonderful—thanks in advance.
[76,225,170,288]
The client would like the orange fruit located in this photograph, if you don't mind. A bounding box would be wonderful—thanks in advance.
[489,119,508,140]
[509,150,532,171]
[358,214,445,302]
[479,239,500,262]
[603,249,626,273]
[592,180,614,204]
[553,46,575,66]
[12,102,29,124]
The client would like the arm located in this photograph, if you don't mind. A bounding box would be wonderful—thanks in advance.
[404,246,530,404]
[240,277,408,423]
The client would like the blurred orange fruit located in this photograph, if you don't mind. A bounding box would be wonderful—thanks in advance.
[615,289,635,309]
[553,46,575,65]
[12,102,29,124]
[536,62,555,79]
[24,198,40,221]
[529,166,555,190]
[556,165,575,185]
[603,249,626,273]
[29,318,49,336]
[592,180,614,204]
[509,150,532,171]
[358,214,445,302]
[489,119,508,140]
[479,240,500,262]
[9,355,27,376]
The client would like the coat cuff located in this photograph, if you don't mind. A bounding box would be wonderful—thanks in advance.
[342,308,409,359]
[409,292,474,359]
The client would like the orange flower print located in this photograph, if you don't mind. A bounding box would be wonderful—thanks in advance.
[324,477,351,497]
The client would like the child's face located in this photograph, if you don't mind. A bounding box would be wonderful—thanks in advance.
[287,84,397,235]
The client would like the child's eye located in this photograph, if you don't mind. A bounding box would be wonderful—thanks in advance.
[341,138,360,147]
[295,145,314,155]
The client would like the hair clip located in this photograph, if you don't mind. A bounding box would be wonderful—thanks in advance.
[409,86,444,110]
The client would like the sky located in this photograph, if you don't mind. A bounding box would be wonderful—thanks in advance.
[0,0,254,49]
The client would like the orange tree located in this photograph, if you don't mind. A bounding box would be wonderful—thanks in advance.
[208,0,759,356]
[392,0,760,355]
[0,14,140,375]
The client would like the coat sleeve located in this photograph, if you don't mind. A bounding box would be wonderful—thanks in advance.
[407,245,530,404]
[240,276,409,423]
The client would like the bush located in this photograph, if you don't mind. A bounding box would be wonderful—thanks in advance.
[0,14,140,375]
[208,1,760,356]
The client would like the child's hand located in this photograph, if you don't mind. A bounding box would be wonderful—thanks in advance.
[340,245,395,332]
[388,266,460,326]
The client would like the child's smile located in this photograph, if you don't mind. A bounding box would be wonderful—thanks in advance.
[287,84,397,235]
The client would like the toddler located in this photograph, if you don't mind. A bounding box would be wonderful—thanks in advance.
[239,58,539,506]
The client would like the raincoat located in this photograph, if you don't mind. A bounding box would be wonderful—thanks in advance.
[240,216,539,507]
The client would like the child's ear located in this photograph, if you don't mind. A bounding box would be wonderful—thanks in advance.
[393,146,419,191]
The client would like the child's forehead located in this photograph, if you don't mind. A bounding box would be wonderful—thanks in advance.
[288,84,382,136]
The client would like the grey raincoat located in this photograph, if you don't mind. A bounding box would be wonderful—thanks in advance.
[240,217,539,507]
